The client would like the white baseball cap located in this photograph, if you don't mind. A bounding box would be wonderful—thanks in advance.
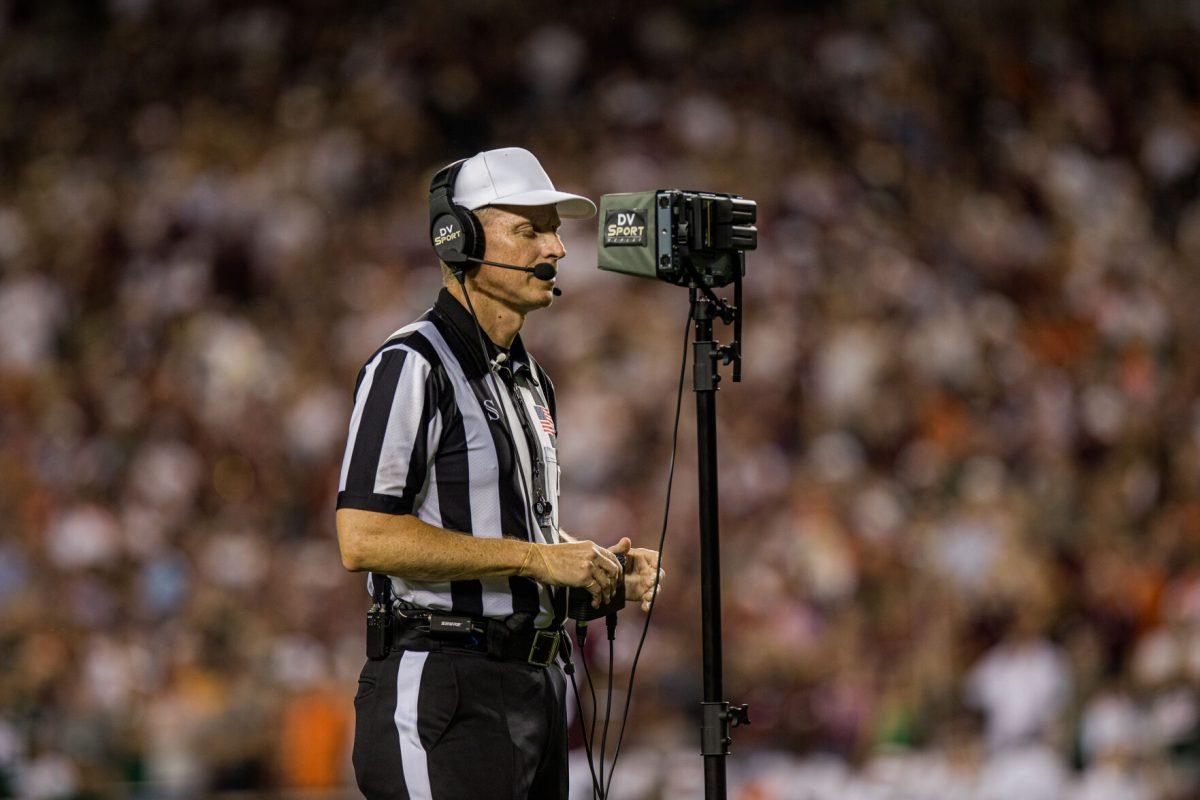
[452,147,597,219]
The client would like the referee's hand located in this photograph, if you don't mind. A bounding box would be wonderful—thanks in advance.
[527,540,624,607]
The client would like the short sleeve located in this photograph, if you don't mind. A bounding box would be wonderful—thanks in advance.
[336,345,441,515]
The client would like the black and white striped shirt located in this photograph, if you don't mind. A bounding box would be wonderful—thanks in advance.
[337,288,564,628]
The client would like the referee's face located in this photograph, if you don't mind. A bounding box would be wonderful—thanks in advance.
[474,204,565,313]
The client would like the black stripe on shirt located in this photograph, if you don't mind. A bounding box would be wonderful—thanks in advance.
[341,348,408,504]
[339,329,452,516]
[398,371,437,512]
[434,397,484,617]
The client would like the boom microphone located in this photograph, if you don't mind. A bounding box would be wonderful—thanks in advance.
[464,257,562,295]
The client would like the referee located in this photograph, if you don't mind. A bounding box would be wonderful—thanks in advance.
[336,147,664,799]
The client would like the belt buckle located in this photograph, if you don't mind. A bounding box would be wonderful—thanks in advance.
[527,630,560,667]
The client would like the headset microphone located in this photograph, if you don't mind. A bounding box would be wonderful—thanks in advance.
[463,257,562,295]
[533,262,563,296]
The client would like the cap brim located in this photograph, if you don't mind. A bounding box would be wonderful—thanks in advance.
[477,189,597,219]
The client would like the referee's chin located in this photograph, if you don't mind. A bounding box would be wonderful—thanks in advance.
[527,285,556,311]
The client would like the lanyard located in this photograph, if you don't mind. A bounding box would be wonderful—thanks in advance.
[495,366,556,538]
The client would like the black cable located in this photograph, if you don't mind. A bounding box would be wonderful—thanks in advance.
[602,303,692,798]
[565,665,602,799]
[598,619,616,799]
[579,630,601,792]
[454,274,490,362]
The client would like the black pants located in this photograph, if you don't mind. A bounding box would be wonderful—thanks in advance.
[352,639,569,800]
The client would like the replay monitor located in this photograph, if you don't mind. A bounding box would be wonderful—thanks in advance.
[597,189,757,288]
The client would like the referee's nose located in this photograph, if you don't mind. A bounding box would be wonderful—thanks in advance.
[541,230,566,265]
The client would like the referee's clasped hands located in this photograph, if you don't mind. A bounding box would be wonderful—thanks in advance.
[522,537,664,612]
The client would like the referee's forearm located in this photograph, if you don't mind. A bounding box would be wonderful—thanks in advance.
[337,508,533,581]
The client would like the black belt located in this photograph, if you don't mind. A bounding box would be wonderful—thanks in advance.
[393,609,564,668]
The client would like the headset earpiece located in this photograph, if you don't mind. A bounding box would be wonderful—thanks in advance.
[429,159,485,275]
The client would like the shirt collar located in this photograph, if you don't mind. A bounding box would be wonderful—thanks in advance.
[431,287,539,385]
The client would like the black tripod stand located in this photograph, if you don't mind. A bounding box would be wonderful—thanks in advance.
[593,188,756,798]
[690,276,750,800]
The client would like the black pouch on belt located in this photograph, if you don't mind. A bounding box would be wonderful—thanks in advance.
[485,611,535,659]
[366,572,394,660]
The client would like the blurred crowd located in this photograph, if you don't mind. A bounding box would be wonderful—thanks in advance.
[2,0,1200,798]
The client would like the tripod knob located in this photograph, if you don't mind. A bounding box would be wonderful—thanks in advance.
[727,704,750,727]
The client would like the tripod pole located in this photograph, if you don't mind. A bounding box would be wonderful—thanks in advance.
[692,291,727,799]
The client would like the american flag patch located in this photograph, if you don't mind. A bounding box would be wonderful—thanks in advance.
[534,404,556,437]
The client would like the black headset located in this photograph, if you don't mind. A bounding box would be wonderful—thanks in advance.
[428,159,485,275]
